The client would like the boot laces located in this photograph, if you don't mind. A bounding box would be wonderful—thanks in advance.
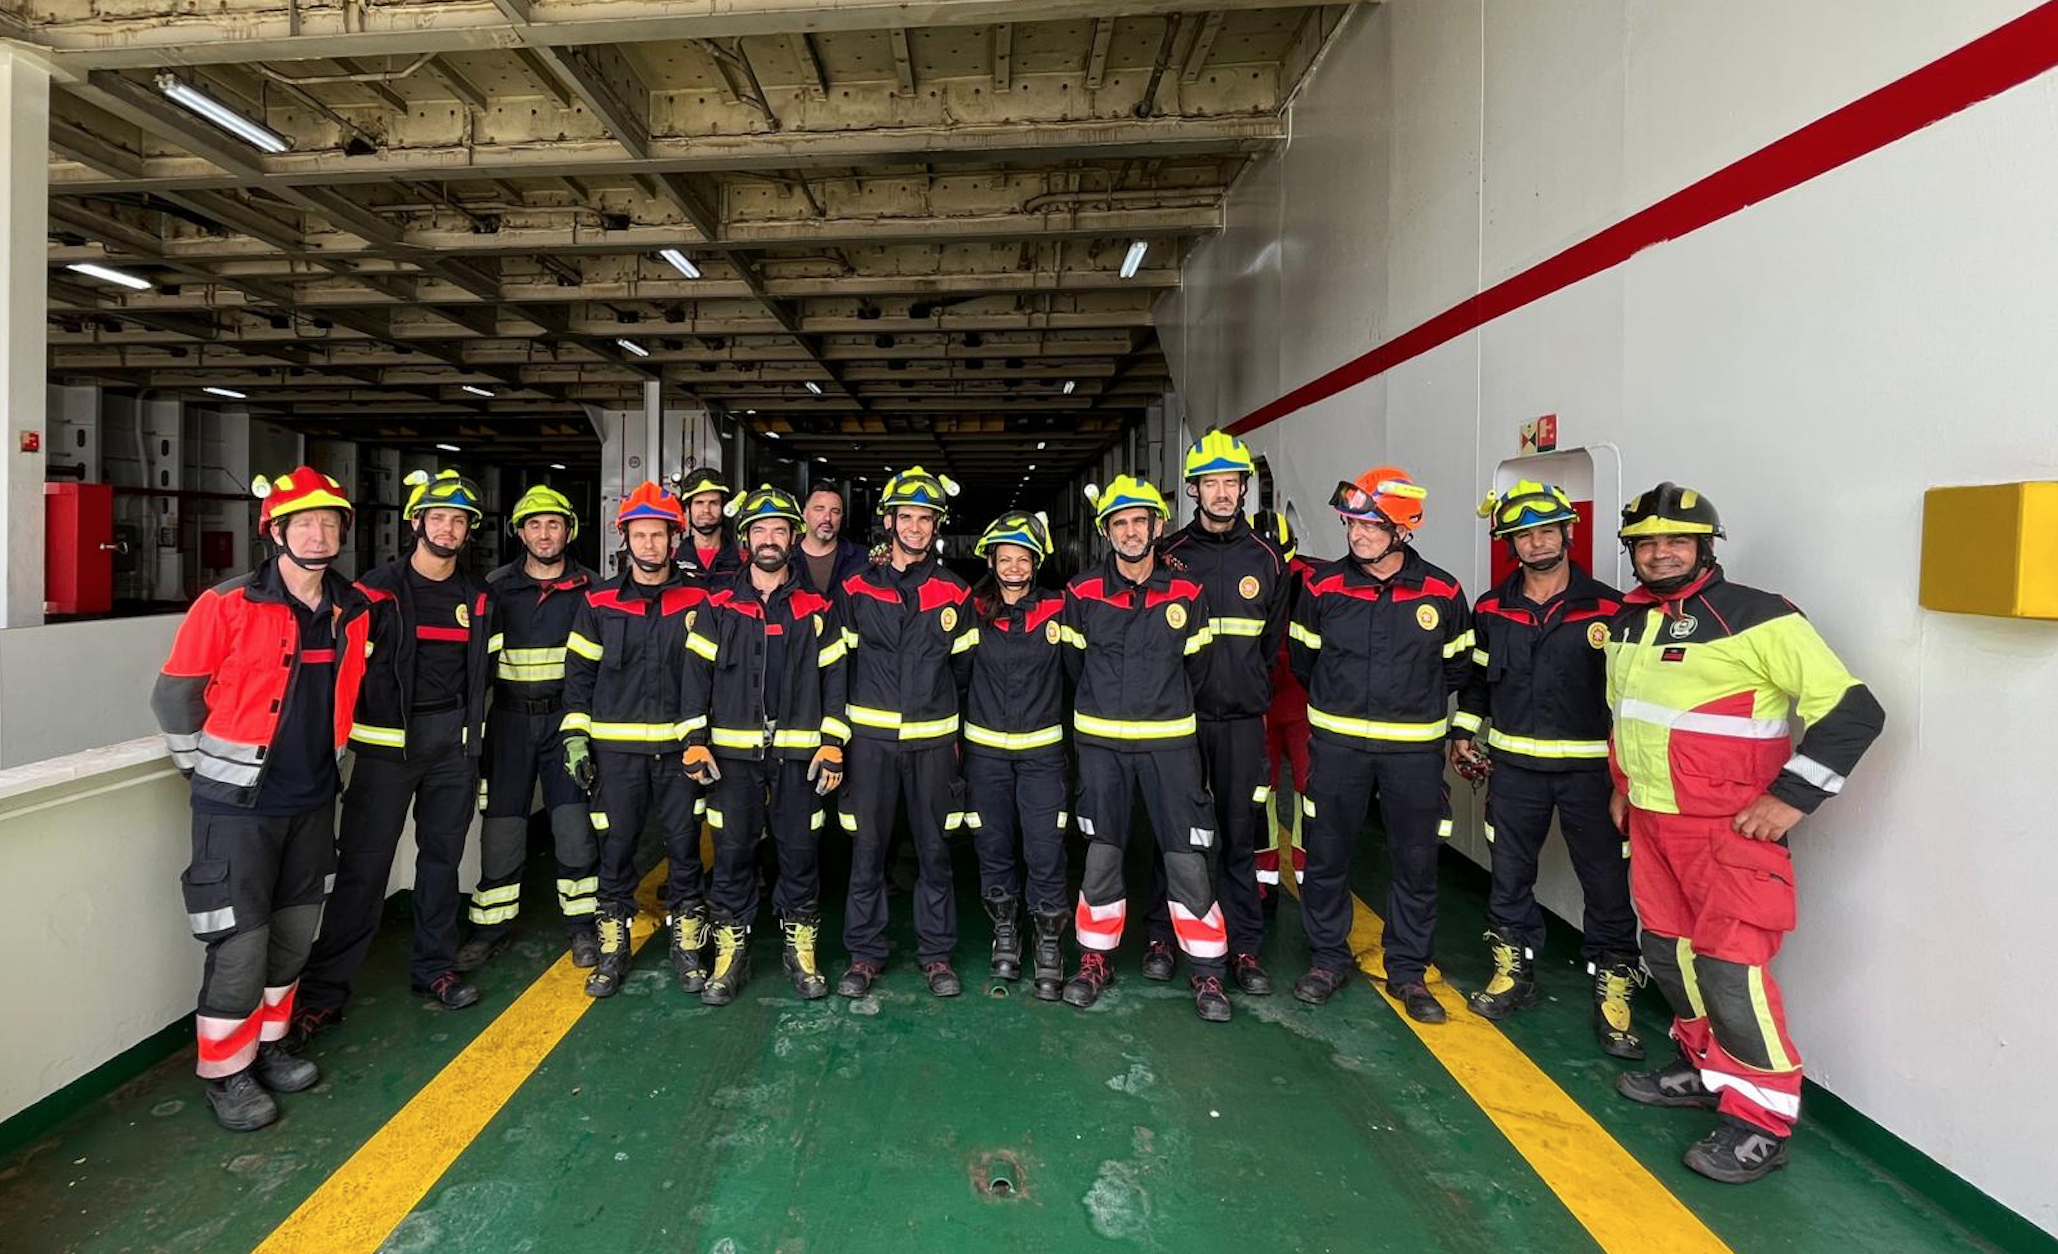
[673,910,708,949]
[1484,931,1522,995]
[1077,951,1111,984]
[783,919,821,974]
[1195,975,1226,1000]
[1594,963,1645,1031]
[712,924,746,978]
[596,915,627,954]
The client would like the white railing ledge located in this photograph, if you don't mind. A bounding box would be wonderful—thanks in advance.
[0,738,176,811]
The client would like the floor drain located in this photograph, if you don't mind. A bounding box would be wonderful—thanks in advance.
[974,1151,1026,1200]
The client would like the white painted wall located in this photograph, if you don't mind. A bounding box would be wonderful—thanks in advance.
[0,614,179,768]
[1159,0,2057,1233]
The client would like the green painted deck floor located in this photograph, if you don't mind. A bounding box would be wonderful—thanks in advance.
[0,828,2033,1254]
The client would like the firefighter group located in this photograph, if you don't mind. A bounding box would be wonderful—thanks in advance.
[151,428,1882,1186]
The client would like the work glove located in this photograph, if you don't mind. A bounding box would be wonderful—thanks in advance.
[807,744,845,796]
[564,733,596,791]
[682,743,721,785]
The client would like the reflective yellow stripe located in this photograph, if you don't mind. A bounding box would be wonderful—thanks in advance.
[588,721,684,742]
[1677,938,1706,1019]
[468,903,519,925]
[349,722,405,748]
[705,808,724,829]
[555,876,597,897]
[472,883,521,906]
[1251,784,1271,804]
[1306,705,1447,743]
[559,711,592,735]
[1470,648,1490,666]
[1486,729,1609,759]
[1301,795,1316,818]
[951,628,980,655]
[810,809,825,830]
[1060,625,1087,649]
[496,660,566,682]
[821,716,851,742]
[1183,626,1213,655]
[1452,711,1485,734]
[846,704,960,740]
[1437,817,1454,839]
[565,631,603,661]
[818,637,848,666]
[710,726,824,750]
[1210,616,1266,637]
[963,722,1064,751]
[501,646,565,665]
[1073,711,1197,740]
[1484,821,1497,844]
[1442,629,1476,659]
[944,810,965,831]
[841,627,860,649]
[1289,621,1323,650]
[838,810,858,832]
[685,631,719,661]
[1747,966,1794,1072]
[487,632,505,652]
[589,812,609,831]
[679,715,709,733]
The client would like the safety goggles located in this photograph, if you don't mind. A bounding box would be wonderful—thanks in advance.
[1329,478,1425,519]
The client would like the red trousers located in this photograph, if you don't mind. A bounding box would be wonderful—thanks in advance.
[1629,807,1804,1136]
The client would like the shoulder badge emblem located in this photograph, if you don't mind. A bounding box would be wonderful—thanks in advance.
[1166,603,1188,630]
[1238,575,1260,600]
[1415,603,1439,632]
[940,606,958,632]
[1045,620,1061,645]
[455,603,470,628]
[1669,615,1698,639]
[1587,621,1608,649]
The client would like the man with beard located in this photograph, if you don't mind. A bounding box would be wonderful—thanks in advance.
[290,469,496,1049]
[1605,482,1883,1183]
[461,486,598,973]
[680,485,849,1004]
[797,482,869,593]
[676,466,743,580]
[1060,476,1234,1023]
[560,483,711,998]
[1451,480,1641,1059]
[1146,429,1292,996]
[1287,467,1471,1022]
[153,466,374,1129]
[833,465,977,1000]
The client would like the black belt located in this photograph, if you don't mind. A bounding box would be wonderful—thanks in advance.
[495,692,563,716]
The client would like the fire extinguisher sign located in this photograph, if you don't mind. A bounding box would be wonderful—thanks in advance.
[1518,414,1558,454]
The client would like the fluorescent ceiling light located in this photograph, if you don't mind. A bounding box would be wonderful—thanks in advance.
[549,462,567,471]
[1036,441,1047,450]
[815,456,828,464]
[1062,380,1076,395]
[616,338,649,357]
[1119,239,1149,279]
[461,385,494,397]
[66,262,152,291]
[1028,464,1037,470]
[804,381,824,395]
[156,74,290,154]
[436,442,462,452]
[745,409,757,415]
[764,431,781,440]
[658,248,702,279]
[201,386,246,400]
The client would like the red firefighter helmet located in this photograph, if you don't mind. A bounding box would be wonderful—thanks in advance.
[253,466,353,533]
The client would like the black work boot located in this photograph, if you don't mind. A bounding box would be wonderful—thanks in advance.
[584,909,633,999]
[1293,966,1351,1005]
[205,1070,278,1132]
[922,961,963,998]
[700,916,752,1006]
[1063,951,1114,1008]
[416,972,480,1010]
[1191,974,1233,1023]
[1467,927,1539,1021]
[455,927,515,974]
[567,926,600,969]
[668,904,710,994]
[1232,953,1273,996]
[1390,979,1447,1024]
[1684,1116,1790,1184]
[253,1041,319,1094]
[1591,960,1648,1060]
[780,910,831,1000]
[1616,1052,1718,1108]
[981,891,1023,981]
[1030,909,1067,1002]
[1141,939,1176,982]
[280,1005,342,1054]
[836,962,882,998]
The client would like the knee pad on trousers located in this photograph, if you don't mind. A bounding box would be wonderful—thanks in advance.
[1080,840,1125,904]
[268,903,323,976]
[1693,955,1781,1071]
[1640,930,1702,1023]
[1161,850,1213,917]
[199,926,271,1018]
[479,816,530,881]
[550,804,596,867]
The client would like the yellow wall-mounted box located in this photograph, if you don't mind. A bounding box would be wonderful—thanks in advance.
[1919,482,2058,619]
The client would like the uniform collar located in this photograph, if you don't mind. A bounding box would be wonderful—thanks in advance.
[1338,545,1426,589]
[1624,563,1723,611]
[1101,549,1175,591]
[1497,561,1609,611]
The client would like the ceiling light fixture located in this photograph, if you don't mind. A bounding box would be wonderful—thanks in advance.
[461,385,494,398]
[1036,441,1047,450]
[1062,380,1076,395]
[436,442,462,452]
[201,386,246,400]
[658,248,702,279]
[549,462,567,471]
[66,262,152,291]
[805,381,824,395]
[1119,239,1149,279]
[616,338,649,357]
[765,431,781,440]
[155,74,291,153]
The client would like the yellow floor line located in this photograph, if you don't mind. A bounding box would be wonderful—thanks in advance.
[252,862,672,1254]
[1336,886,1733,1254]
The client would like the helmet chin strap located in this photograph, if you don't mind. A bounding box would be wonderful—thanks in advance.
[520,540,566,570]
[629,552,671,574]
[413,520,464,560]
[278,538,335,571]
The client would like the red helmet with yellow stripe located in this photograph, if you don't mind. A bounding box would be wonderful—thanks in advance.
[253,466,353,532]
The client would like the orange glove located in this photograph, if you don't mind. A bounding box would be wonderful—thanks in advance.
[808,744,845,795]
[682,744,721,784]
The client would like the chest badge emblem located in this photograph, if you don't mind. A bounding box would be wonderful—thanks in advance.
[454,603,470,628]
[1166,603,1188,630]
[1045,620,1062,645]
[1415,603,1440,631]
[1669,615,1698,639]
[1238,575,1261,600]
[940,606,958,632]
[1587,621,1608,649]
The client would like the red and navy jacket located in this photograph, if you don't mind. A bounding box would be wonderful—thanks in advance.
[560,568,708,754]
[1062,552,1214,751]
[1288,547,1472,753]
[1453,564,1620,771]
[681,566,848,762]
[1158,515,1292,720]
[679,529,744,582]
[349,556,494,761]
[151,562,375,808]
[963,586,1069,759]
[836,557,977,746]
[484,558,593,711]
